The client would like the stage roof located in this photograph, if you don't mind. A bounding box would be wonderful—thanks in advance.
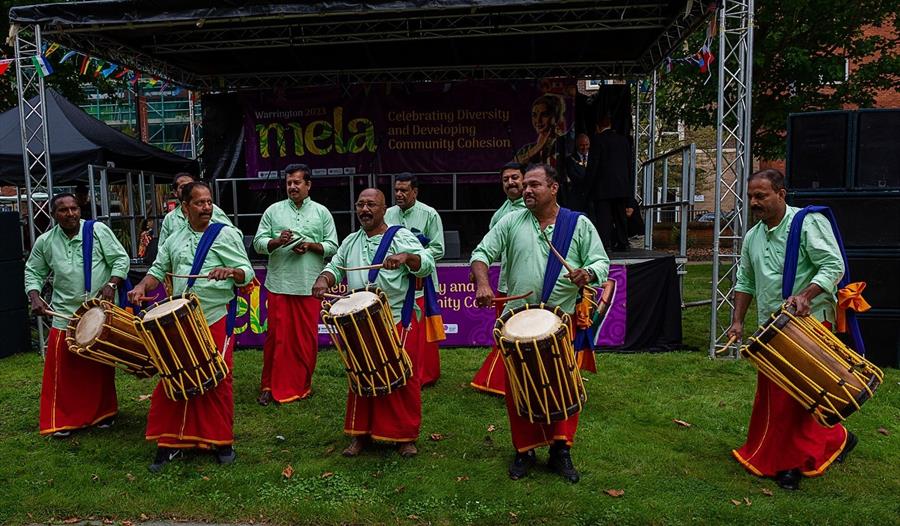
[10,0,712,91]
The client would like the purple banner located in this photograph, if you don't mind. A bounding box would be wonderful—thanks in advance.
[242,80,576,177]
[232,263,627,348]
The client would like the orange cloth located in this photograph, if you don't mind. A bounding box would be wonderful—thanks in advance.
[836,281,871,333]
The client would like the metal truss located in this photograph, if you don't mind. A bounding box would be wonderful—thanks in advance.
[710,0,754,358]
[633,71,657,213]
[13,23,53,351]
[143,4,670,54]
[637,0,712,72]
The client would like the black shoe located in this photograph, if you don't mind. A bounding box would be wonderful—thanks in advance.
[51,430,72,439]
[149,447,183,473]
[836,432,858,463]
[548,445,580,483]
[96,416,116,429]
[775,468,801,490]
[508,450,536,480]
[217,445,237,465]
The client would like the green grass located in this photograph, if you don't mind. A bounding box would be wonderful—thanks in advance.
[0,264,896,525]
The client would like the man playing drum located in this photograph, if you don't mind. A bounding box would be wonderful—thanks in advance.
[385,173,445,386]
[157,172,233,248]
[727,169,854,491]
[470,162,526,396]
[25,193,130,437]
[312,188,435,458]
[470,164,609,483]
[253,163,338,405]
[129,181,255,472]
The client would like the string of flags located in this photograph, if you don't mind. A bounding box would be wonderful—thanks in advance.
[0,41,184,96]
[663,10,718,84]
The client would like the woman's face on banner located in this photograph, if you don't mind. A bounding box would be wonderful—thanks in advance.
[531,102,555,135]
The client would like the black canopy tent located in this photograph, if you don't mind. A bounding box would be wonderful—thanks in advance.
[0,88,198,185]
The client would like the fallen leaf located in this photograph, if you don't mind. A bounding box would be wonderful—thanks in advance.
[275,435,285,441]
[487,424,497,432]
[137,394,151,401]
[91,474,100,482]
[604,489,625,497]
[394,484,406,493]
[718,400,727,407]
[761,488,774,496]
[877,427,889,436]
[371,471,383,478]
[456,475,469,482]
[321,471,334,478]
[673,419,692,427]
[408,515,419,520]
[140,513,149,520]
[104,520,114,524]
[63,519,79,524]
[509,511,519,523]
[201,475,210,481]
[122,521,134,526]
[743,497,752,506]
[125,473,135,482]
[730,499,742,506]
[280,449,290,454]
[429,433,444,441]
[324,445,336,455]
[281,465,294,479]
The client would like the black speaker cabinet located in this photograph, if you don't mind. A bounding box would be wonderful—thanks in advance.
[846,251,900,311]
[0,212,23,261]
[0,259,25,312]
[787,111,851,190]
[0,308,28,359]
[856,311,900,369]
[855,109,900,189]
[788,193,900,249]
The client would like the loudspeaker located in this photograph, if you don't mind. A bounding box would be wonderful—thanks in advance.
[856,311,900,369]
[787,111,851,189]
[846,251,900,311]
[788,194,900,249]
[0,259,25,312]
[0,308,29,358]
[855,109,900,189]
[0,212,22,261]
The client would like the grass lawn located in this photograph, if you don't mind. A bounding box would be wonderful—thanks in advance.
[0,263,896,525]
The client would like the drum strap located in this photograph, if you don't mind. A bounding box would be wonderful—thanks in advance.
[187,223,238,336]
[368,225,417,329]
[783,206,867,354]
[81,220,135,311]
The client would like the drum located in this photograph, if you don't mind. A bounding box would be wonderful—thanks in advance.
[321,286,413,397]
[493,304,587,424]
[64,299,156,378]
[135,294,228,401]
[742,304,883,427]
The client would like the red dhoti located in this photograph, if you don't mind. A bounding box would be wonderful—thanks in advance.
[505,371,579,452]
[471,299,506,395]
[260,293,320,402]
[344,315,424,442]
[146,317,234,449]
[732,372,849,477]
[39,328,118,435]
[415,296,440,386]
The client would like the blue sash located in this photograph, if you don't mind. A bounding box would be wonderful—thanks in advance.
[187,223,238,336]
[81,220,133,309]
[783,206,865,354]
[367,225,420,329]
[410,229,446,342]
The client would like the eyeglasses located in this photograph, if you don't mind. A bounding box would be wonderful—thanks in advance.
[355,202,382,210]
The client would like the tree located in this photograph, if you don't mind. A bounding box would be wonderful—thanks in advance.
[657,1,899,160]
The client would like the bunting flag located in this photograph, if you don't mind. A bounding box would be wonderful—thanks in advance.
[114,67,129,79]
[93,60,105,78]
[60,50,78,63]
[0,60,11,76]
[79,55,91,75]
[45,43,61,56]
[101,63,118,78]
[32,55,54,78]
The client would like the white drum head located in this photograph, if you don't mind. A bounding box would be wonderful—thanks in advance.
[329,291,379,316]
[501,309,563,341]
[75,307,106,345]
[144,298,191,320]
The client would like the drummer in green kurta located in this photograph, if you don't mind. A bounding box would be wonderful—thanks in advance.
[312,188,435,459]
[384,173,445,385]
[157,172,233,248]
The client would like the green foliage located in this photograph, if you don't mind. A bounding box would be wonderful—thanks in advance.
[657,2,899,160]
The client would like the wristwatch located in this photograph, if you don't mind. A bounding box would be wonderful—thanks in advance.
[586,268,596,281]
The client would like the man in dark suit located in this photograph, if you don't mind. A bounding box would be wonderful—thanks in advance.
[562,133,590,212]
[586,117,632,251]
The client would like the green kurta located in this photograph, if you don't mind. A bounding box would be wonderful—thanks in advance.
[252,197,338,296]
[157,204,233,248]
[736,206,844,325]
[489,197,527,293]
[385,200,444,292]
[24,220,130,329]
[322,228,435,322]
[148,224,255,325]
[470,209,610,314]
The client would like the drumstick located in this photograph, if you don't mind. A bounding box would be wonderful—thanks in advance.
[492,291,533,303]
[43,309,76,321]
[541,230,576,275]
[715,334,738,356]
[166,272,212,279]
[337,263,384,272]
[323,293,345,300]
[280,235,307,250]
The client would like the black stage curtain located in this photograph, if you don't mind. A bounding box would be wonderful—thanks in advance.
[610,256,683,352]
